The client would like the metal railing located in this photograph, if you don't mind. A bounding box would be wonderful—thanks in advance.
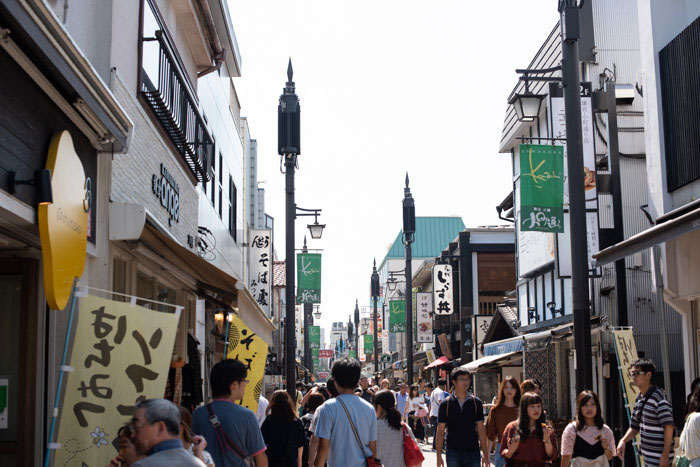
[141,31,213,182]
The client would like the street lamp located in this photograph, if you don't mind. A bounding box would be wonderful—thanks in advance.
[313,304,321,321]
[354,299,360,360]
[371,258,380,374]
[402,173,416,385]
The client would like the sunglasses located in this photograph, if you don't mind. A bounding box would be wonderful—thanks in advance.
[628,371,645,377]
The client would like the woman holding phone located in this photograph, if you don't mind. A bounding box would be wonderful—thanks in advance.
[500,392,557,466]
[560,391,616,466]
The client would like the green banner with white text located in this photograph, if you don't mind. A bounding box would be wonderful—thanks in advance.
[364,334,374,353]
[519,144,564,233]
[309,325,320,350]
[297,253,322,303]
[389,300,406,332]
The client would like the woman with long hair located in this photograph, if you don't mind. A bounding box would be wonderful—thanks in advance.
[407,384,428,443]
[501,392,557,466]
[178,405,215,467]
[107,425,145,467]
[261,390,307,466]
[485,376,521,467]
[560,391,615,466]
[373,389,418,467]
[678,386,700,465]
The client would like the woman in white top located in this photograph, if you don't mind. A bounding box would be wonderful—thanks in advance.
[679,387,700,466]
[373,389,418,467]
[560,391,616,467]
[405,385,428,443]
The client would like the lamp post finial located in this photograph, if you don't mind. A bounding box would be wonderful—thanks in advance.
[287,58,293,83]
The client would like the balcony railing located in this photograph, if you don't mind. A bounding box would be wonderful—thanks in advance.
[141,31,213,182]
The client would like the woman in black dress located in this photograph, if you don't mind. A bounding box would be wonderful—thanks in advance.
[261,390,307,467]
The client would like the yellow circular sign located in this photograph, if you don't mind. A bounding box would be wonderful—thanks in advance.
[38,131,88,310]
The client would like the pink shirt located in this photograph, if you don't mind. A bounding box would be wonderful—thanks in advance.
[560,422,616,457]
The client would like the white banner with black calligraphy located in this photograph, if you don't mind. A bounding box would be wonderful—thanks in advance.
[416,292,433,343]
[249,229,272,316]
[432,264,454,315]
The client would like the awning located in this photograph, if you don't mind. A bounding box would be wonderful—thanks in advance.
[594,201,700,266]
[424,356,449,369]
[459,351,521,373]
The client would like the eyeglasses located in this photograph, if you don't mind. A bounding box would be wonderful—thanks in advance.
[456,377,471,382]
[629,371,644,377]
[128,420,147,432]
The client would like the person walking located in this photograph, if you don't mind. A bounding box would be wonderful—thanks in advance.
[373,389,419,467]
[500,392,557,466]
[617,358,675,466]
[257,394,270,427]
[397,383,410,422]
[485,376,521,467]
[430,379,450,450]
[560,391,616,466]
[128,399,205,467]
[359,376,374,403]
[301,392,325,467]
[307,378,338,467]
[677,386,700,466]
[261,390,307,466]
[435,368,489,467]
[313,358,379,467]
[178,406,214,466]
[407,385,428,444]
[519,379,541,396]
[191,359,268,466]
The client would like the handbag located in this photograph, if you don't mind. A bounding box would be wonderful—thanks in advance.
[205,403,255,466]
[417,407,429,418]
[402,422,425,467]
[571,454,609,466]
[674,455,691,467]
[337,397,383,467]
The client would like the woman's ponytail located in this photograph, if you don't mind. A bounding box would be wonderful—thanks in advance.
[373,390,403,431]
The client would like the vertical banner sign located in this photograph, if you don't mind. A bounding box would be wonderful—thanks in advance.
[473,315,492,359]
[227,314,269,413]
[612,329,642,465]
[389,300,406,332]
[519,144,564,233]
[0,378,7,429]
[297,253,322,303]
[55,295,179,466]
[364,334,374,353]
[416,292,433,343]
[309,326,321,350]
[312,348,320,372]
[249,230,272,316]
[349,350,356,358]
[433,264,454,315]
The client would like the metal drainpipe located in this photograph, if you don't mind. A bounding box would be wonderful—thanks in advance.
[195,0,226,78]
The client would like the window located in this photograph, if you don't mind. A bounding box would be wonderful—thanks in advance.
[229,176,237,241]
[113,258,128,302]
[136,271,155,309]
[210,151,216,207]
[218,154,223,219]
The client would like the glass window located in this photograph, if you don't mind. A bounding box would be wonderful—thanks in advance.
[157,282,177,313]
[0,274,21,447]
[141,0,161,92]
[136,271,155,309]
[113,258,127,302]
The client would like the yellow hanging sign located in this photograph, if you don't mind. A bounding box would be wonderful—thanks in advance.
[227,315,269,413]
[54,294,179,466]
[38,130,89,310]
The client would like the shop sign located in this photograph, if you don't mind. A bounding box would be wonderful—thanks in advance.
[393,369,403,379]
[349,350,356,358]
[380,354,391,363]
[0,378,7,429]
[472,315,492,359]
[519,144,564,233]
[227,314,269,413]
[438,333,453,360]
[297,253,322,303]
[389,300,406,332]
[151,163,180,226]
[416,292,433,343]
[318,371,329,379]
[249,230,272,315]
[55,294,179,466]
[432,264,454,315]
[318,349,334,358]
[39,131,89,310]
[309,326,321,350]
[612,329,642,462]
[364,334,374,353]
[359,352,366,362]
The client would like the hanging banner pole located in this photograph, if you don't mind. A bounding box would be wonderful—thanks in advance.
[44,281,79,467]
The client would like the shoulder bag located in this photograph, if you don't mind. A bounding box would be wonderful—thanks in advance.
[205,403,255,466]
[337,398,382,467]
[402,422,425,467]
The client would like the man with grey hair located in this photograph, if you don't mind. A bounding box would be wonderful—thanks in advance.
[129,399,205,466]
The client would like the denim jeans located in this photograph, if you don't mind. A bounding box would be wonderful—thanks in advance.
[446,449,481,467]
[430,416,438,448]
[494,442,505,467]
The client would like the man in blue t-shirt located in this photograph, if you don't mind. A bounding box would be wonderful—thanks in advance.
[396,383,409,420]
[314,358,378,467]
[192,359,267,466]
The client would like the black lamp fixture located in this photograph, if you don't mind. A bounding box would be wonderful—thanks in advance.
[313,304,322,320]
[307,210,325,240]
[508,66,562,122]
[527,306,539,323]
[8,169,53,204]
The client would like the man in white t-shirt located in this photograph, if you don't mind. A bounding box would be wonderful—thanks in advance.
[256,394,269,427]
[430,378,449,449]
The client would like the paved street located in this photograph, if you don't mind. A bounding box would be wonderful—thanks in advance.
[417,441,495,467]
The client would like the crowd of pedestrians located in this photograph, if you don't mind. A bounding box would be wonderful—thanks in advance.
[105,355,700,467]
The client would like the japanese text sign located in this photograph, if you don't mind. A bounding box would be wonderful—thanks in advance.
[519,144,564,233]
[318,349,334,358]
[389,300,406,332]
[432,264,454,316]
[249,230,272,316]
[55,294,179,466]
[416,292,433,343]
[226,314,269,413]
[297,253,321,303]
[364,334,374,353]
[612,329,642,462]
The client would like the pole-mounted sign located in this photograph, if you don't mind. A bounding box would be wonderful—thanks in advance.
[432,264,454,316]
[297,253,321,303]
[519,144,564,233]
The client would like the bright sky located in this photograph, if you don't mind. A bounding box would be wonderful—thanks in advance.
[229,1,560,341]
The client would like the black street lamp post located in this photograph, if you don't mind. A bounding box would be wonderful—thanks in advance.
[403,174,416,384]
[354,299,360,361]
[559,1,592,393]
[371,259,380,375]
